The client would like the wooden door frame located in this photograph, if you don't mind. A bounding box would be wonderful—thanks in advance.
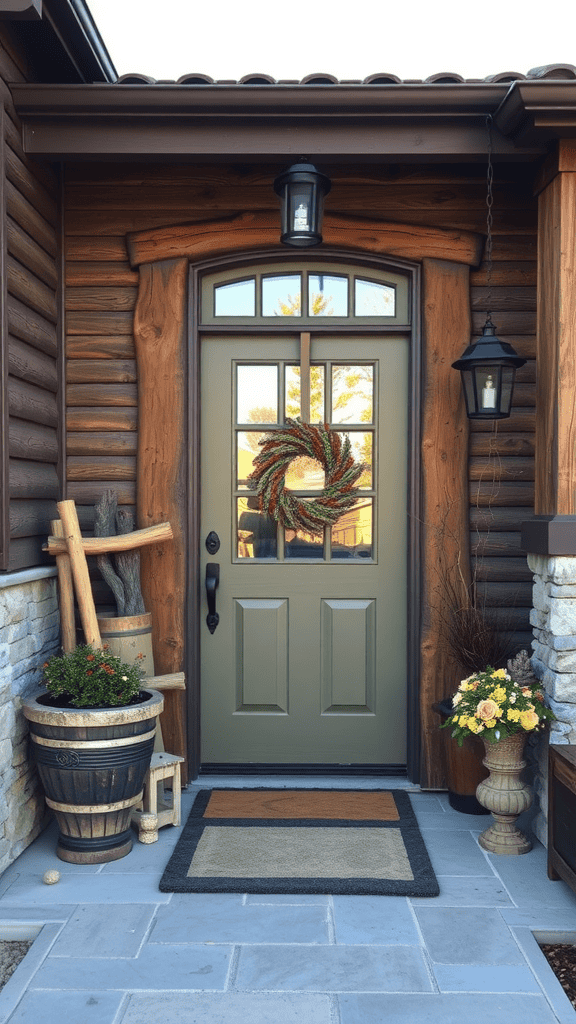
[129,212,481,786]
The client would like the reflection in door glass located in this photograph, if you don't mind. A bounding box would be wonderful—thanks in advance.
[284,517,324,559]
[262,275,301,316]
[284,455,325,491]
[332,499,373,559]
[237,432,269,488]
[237,365,278,424]
[308,274,348,316]
[214,278,256,316]
[285,365,325,423]
[237,498,277,559]
[343,432,373,488]
[355,278,395,316]
[332,365,374,424]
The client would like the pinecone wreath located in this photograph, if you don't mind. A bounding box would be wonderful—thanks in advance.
[248,418,365,534]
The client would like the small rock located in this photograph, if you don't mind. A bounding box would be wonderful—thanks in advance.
[42,869,60,885]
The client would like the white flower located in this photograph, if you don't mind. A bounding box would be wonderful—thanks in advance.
[122,675,127,681]
[510,694,516,703]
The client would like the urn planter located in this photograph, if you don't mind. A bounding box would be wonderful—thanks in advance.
[23,689,163,864]
[476,732,533,855]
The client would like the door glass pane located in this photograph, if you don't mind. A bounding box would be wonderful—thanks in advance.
[285,364,325,423]
[284,455,325,491]
[355,278,395,316]
[237,432,266,488]
[237,365,278,423]
[214,278,255,316]
[332,365,374,424]
[237,498,277,559]
[343,431,373,489]
[262,275,301,316]
[308,274,348,316]
[284,517,324,559]
[332,499,373,559]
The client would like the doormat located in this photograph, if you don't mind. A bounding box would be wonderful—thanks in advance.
[159,789,439,896]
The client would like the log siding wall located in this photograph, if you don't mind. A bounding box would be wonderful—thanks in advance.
[63,162,537,697]
[0,28,61,573]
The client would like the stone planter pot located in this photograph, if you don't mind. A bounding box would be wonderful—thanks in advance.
[476,732,533,855]
[23,689,164,864]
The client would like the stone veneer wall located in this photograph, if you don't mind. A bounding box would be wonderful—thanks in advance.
[529,554,576,846]
[0,568,60,872]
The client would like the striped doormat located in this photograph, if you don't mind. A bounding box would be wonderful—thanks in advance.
[159,789,439,896]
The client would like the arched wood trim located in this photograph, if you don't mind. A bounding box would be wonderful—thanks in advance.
[127,211,483,270]
[131,220,473,787]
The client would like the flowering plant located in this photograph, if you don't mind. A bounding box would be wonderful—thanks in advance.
[42,644,145,708]
[442,666,555,746]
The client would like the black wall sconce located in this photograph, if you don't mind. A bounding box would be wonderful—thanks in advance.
[273,159,331,247]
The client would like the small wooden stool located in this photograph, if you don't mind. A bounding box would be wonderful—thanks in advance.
[132,752,184,843]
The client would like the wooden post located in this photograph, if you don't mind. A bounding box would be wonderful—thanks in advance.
[51,518,76,653]
[56,499,102,649]
[535,140,576,514]
[420,258,471,790]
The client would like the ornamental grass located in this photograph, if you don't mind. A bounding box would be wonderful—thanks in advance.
[442,667,555,747]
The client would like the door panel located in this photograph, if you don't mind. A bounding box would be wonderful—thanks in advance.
[200,334,408,765]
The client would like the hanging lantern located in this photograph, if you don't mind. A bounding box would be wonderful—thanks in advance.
[273,159,331,247]
[452,318,526,420]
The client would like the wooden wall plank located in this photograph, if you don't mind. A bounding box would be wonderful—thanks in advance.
[470,286,537,311]
[66,311,133,335]
[9,498,58,538]
[470,506,535,531]
[470,532,525,557]
[470,262,537,287]
[469,433,535,457]
[8,375,58,426]
[66,383,137,407]
[66,407,138,431]
[65,236,129,262]
[470,481,535,506]
[477,581,533,606]
[65,286,138,312]
[5,144,58,225]
[9,419,58,462]
[66,335,135,359]
[7,216,58,289]
[7,535,52,571]
[9,458,59,499]
[8,335,57,391]
[420,258,471,790]
[66,359,137,384]
[473,557,533,582]
[6,179,57,258]
[469,457,535,481]
[67,431,137,456]
[8,294,57,355]
[7,254,57,322]
[66,262,139,287]
[66,455,136,481]
[66,481,136,505]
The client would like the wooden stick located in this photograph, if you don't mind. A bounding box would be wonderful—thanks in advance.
[57,499,103,649]
[44,521,174,557]
[51,518,76,653]
[142,672,186,691]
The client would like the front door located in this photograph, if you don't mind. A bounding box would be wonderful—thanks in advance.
[199,260,411,766]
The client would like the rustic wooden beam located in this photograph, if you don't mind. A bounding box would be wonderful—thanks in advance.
[127,212,483,270]
[142,672,185,690]
[536,148,576,514]
[56,499,102,649]
[420,258,471,791]
[51,518,75,653]
[45,520,174,556]
[133,257,188,778]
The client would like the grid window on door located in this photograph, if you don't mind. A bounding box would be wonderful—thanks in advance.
[235,360,376,562]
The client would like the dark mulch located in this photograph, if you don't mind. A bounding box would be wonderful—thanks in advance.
[540,944,576,1009]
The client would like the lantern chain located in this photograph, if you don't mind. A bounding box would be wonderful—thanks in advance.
[485,113,494,324]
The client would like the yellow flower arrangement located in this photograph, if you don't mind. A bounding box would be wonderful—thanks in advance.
[442,666,555,746]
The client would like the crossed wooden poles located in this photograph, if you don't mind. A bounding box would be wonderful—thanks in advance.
[45,499,184,692]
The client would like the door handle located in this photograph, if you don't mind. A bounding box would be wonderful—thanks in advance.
[205,563,220,634]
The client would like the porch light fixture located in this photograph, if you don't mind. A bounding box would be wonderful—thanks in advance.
[452,116,526,419]
[273,159,331,247]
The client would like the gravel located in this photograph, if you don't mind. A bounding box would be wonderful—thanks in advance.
[541,944,576,1008]
[0,941,32,990]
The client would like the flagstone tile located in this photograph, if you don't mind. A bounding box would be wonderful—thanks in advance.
[417,830,493,876]
[49,904,156,957]
[338,993,559,1024]
[485,845,576,910]
[500,907,576,929]
[414,907,524,964]
[151,893,329,944]
[246,893,331,905]
[3,990,125,1024]
[121,992,333,1024]
[28,944,232,991]
[332,896,420,944]
[410,875,513,907]
[432,962,541,993]
[236,944,433,992]
[0,873,171,905]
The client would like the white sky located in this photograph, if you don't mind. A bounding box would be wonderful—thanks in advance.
[86,0,575,84]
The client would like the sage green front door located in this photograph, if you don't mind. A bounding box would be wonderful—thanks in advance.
[199,263,410,766]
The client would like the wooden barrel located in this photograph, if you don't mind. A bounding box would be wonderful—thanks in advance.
[433,699,490,814]
[97,612,155,677]
[23,690,163,863]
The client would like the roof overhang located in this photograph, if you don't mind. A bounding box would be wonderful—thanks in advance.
[11,80,576,163]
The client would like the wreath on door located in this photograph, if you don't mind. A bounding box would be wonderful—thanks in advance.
[247,418,365,534]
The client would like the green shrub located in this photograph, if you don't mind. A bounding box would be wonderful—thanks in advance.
[42,644,145,708]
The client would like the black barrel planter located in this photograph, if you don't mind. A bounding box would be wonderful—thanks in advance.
[23,689,164,864]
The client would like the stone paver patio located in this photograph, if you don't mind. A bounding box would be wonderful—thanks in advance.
[0,778,575,1023]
